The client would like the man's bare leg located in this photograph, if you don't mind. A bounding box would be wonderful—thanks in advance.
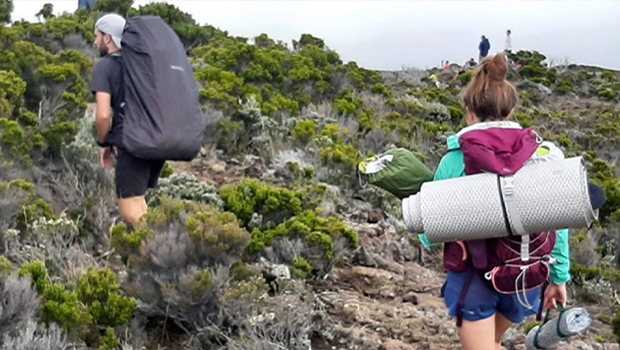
[118,196,148,227]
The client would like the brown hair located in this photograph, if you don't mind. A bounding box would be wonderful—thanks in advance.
[463,53,517,122]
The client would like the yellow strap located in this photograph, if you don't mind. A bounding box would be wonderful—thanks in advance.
[358,155,378,174]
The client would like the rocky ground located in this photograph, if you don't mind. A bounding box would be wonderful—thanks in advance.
[170,155,618,350]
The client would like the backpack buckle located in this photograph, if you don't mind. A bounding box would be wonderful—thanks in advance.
[502,177,515,196]
[541,255,556,265]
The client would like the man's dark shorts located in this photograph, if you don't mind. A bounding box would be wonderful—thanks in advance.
[115,147,166,199]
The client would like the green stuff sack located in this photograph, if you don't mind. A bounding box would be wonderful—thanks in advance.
[358,148,434,199]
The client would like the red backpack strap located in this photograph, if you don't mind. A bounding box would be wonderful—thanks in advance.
[455,267,475,328]
[466,239,489,270]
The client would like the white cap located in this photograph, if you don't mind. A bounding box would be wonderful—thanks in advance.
[95,14,126,49]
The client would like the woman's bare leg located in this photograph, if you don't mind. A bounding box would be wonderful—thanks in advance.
[494,312,514,350]
[458,315,497,350]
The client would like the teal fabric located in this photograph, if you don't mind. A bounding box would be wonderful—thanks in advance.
[418,131,571,285]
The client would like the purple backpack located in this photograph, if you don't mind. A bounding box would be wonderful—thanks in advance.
[442,127,557,326]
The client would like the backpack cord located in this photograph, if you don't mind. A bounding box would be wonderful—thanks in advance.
[515,266,537,311]
[357,170,368,189]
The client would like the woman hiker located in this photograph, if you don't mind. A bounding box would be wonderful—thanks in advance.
[418,53,570,350]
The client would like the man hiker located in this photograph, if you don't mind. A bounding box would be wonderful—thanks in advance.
[478,35,490,64]
[91,13,166,227]
[78,0,96,13]
[505,29,512,53]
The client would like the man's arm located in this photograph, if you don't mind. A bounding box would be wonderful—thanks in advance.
[91,59,113,146]
[95,93,112,144]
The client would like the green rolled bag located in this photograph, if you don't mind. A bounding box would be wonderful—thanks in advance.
[358,148,435,199]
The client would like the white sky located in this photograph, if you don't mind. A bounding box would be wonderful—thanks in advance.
[11,0,620,71]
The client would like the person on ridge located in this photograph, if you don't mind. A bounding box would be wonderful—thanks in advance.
[429,73,442,89]
[418,53,570,350]
[78,0,96,13]
[465,58,477,69]
[478,35,490,64]
[91,13,166,227]
[505,29,512,53]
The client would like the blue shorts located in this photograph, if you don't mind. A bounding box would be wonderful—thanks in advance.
[443,269,541,324]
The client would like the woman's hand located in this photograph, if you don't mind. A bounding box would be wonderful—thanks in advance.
[543,282,567,310]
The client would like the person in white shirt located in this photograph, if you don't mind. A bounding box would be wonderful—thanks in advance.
[505,29,512,53]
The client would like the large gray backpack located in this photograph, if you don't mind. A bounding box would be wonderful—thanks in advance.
[120,15,206,161]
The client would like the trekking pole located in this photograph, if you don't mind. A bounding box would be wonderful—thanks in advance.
[525,304,591,350]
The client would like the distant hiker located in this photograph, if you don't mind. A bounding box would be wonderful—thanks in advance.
[418,54,572,350]
[429,74,442,88]
[91,14,167,227]
[443,61,450,71]
[478,35,490,64]
[515,60,523,71]
[78,0,96,13]
[465,58,477,70]
[505,29,512,53]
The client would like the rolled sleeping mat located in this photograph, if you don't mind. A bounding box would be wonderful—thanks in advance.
[525,306,591,350]
[402,157,599,244]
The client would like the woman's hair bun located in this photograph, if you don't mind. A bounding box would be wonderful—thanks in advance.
[462,53,518,122]
[483,54,509,82]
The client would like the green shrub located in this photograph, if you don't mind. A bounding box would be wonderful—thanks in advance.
[291,257,313,278]
[458,71,474,85]
[0,256,11,280]
[220,179,358,272]
[76,266,136,328]
[601,71,616,82]
[160,162,174,178]
[589,159,620,220]
[556,79,574,95]
[513,113,533,127]
[291,119,317,144]
[598,87,618,101]
[18,261,135,347]
[448,106,464,122]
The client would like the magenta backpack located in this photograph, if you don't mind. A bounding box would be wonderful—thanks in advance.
[442,126,557,327]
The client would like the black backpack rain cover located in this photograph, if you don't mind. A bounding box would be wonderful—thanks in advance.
[120,15,206,161]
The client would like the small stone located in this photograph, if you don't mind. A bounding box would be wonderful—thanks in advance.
[211,163,226,173]
[352,212,368,223]
[368,208,385,223]
[402,292,419,305]
[354,246,377,267]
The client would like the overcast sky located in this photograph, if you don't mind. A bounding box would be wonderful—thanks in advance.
[12,0,620,71]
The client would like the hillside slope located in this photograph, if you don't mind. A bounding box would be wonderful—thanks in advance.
[0,1,619,350]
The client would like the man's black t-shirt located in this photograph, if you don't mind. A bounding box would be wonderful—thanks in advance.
[91,53,124,147]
